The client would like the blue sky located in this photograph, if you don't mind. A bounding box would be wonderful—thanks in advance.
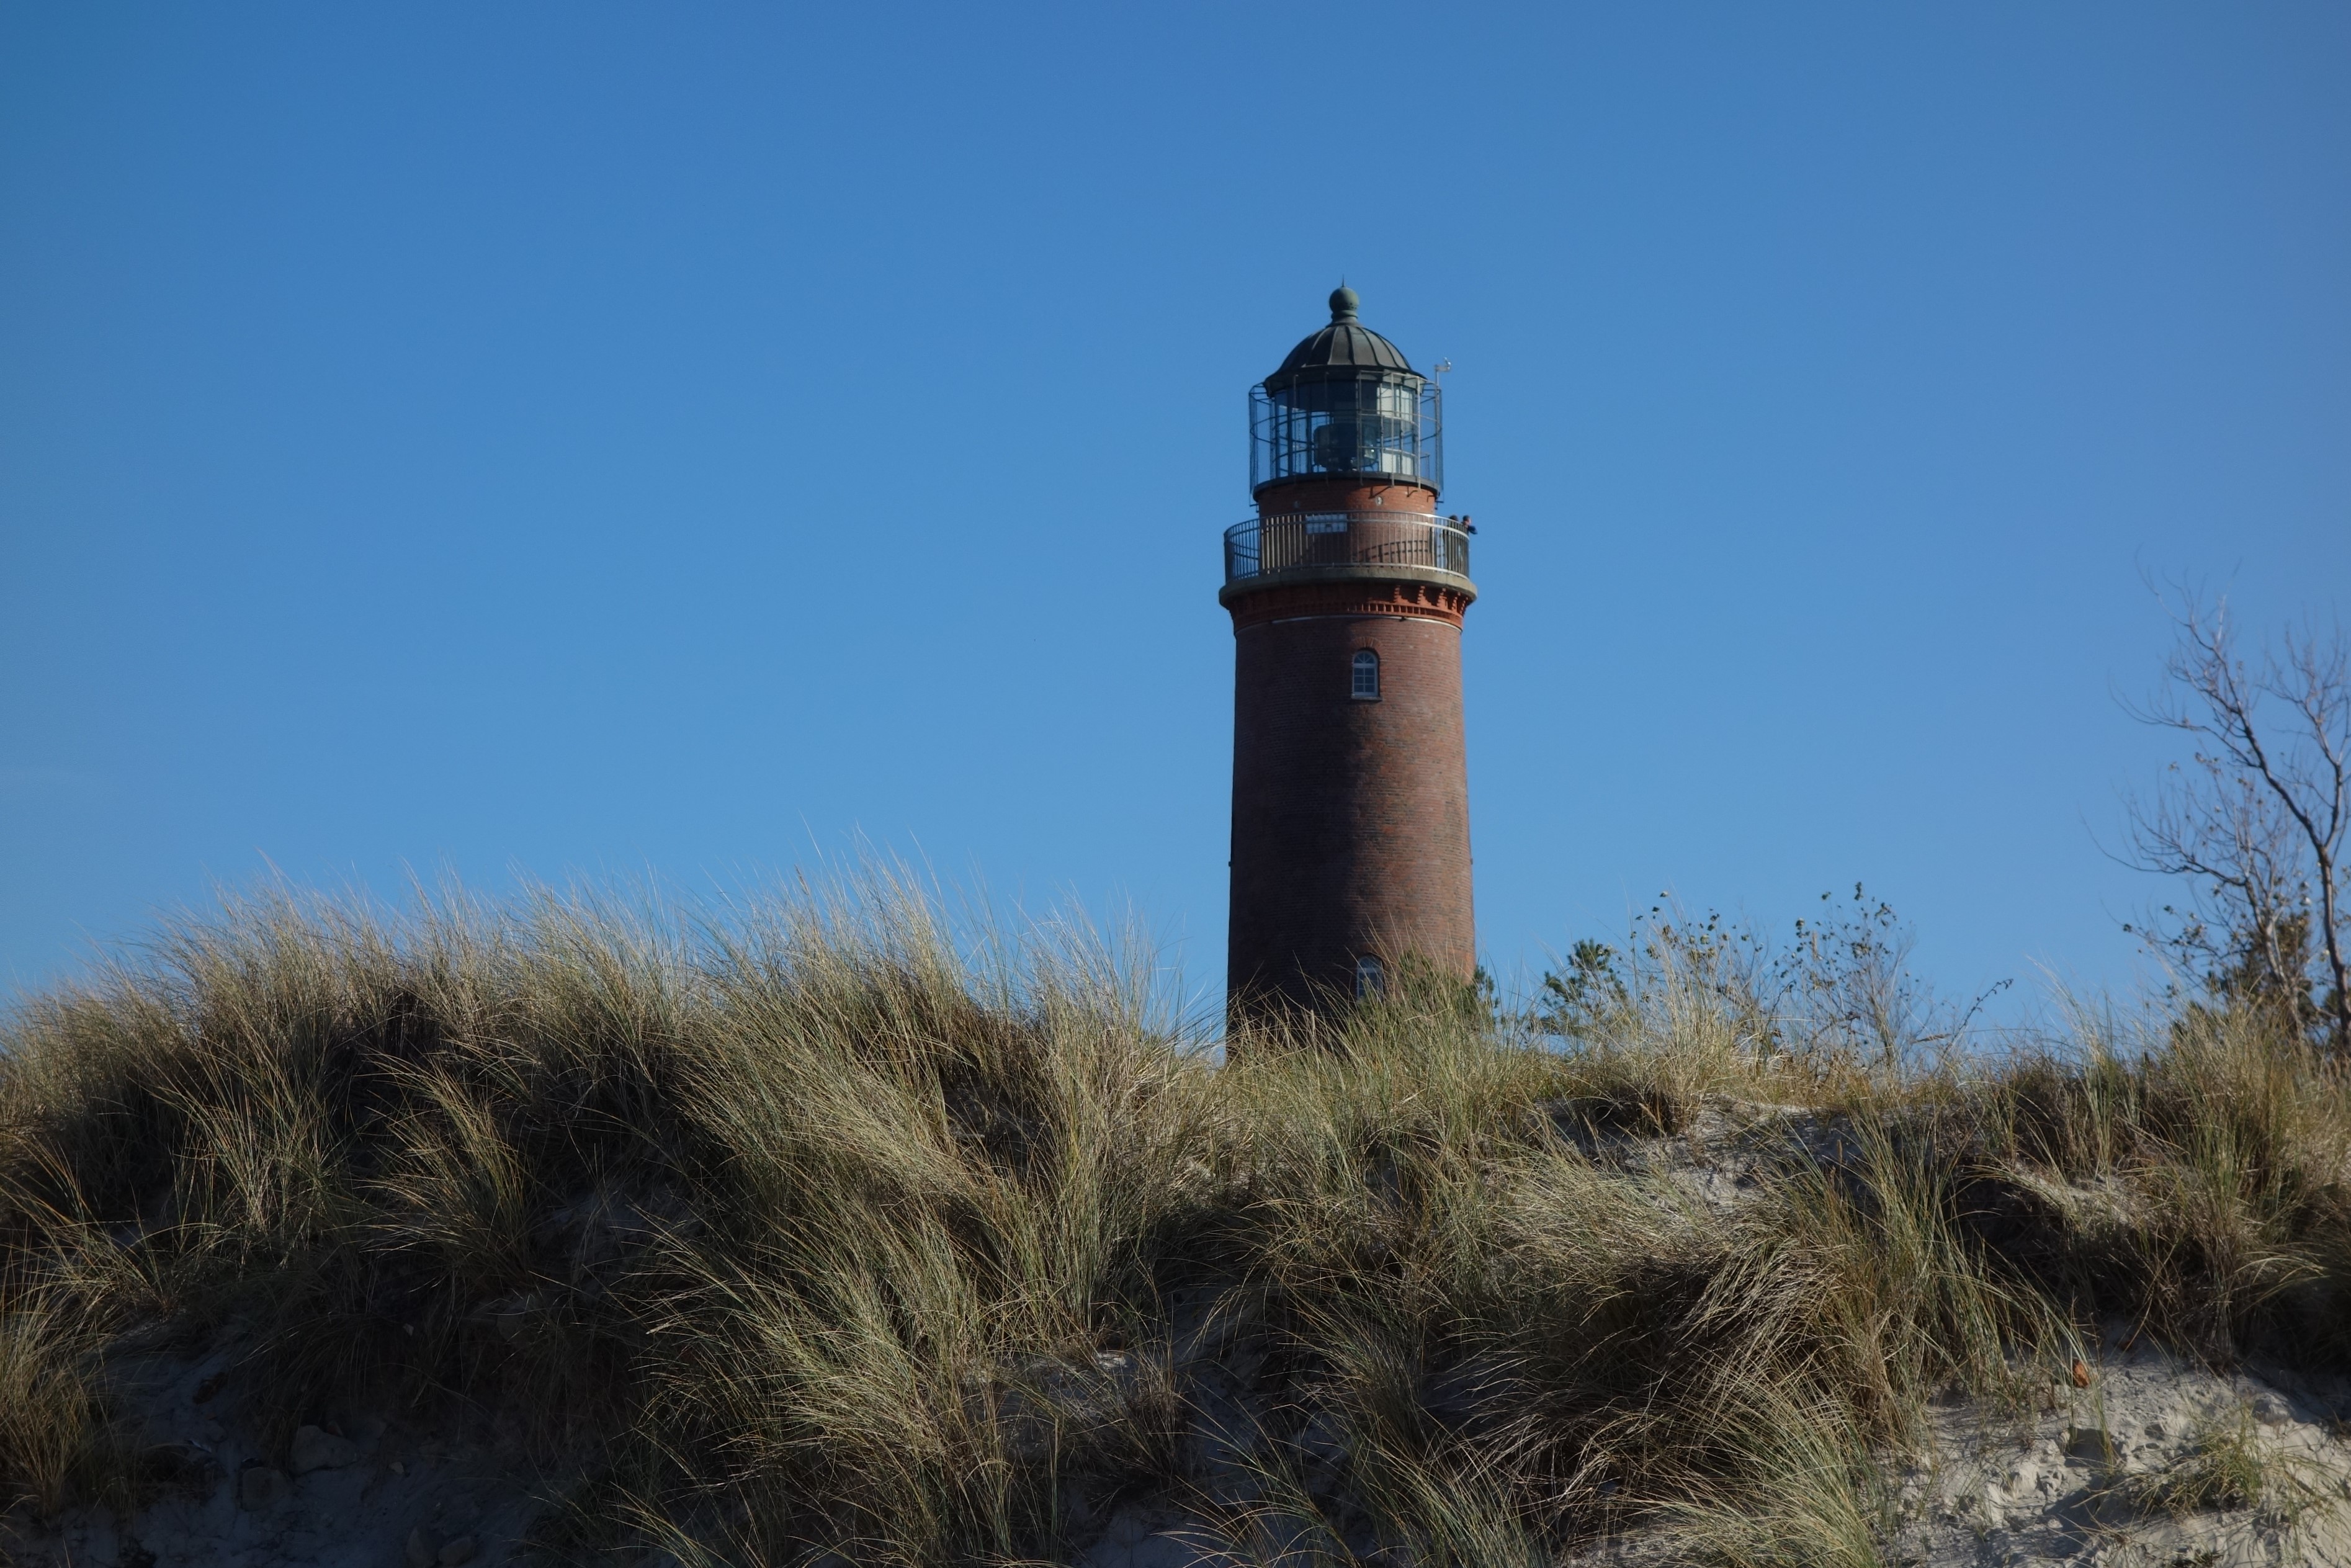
[4,3,2347,1019]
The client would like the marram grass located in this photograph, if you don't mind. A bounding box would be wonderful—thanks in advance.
[3,875,2348,1564]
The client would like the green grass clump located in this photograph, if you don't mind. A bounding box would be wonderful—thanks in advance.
[2,875,2348,1565]
[2107,1400,2345,1534]
[2116,1405,2274,1517]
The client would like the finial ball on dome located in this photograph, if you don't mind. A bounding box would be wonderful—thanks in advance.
[1328,285,1360,322]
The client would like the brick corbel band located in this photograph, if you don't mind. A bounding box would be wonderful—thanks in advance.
[1224,578,1475,632]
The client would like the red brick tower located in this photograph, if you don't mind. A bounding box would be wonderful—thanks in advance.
[1224,288,1476,1020]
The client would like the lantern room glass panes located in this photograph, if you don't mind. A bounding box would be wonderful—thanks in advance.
[1251,374,1441,492]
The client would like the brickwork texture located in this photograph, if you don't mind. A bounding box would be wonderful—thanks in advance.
[1226,582,1474,1016]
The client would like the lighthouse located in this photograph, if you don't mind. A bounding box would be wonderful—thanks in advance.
[1223,288,1477,1020]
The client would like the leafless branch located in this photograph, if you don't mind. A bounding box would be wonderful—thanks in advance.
[2119,582,2350,1052]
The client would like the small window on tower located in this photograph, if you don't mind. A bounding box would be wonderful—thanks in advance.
[1351,649,1381,701]
[1355,955,1386,1000]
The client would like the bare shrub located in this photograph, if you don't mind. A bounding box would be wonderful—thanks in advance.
[2120,586,2350,1053]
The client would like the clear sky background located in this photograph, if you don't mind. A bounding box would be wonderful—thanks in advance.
[4,4,2347,1021]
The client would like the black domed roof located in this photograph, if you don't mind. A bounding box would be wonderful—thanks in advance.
[1267,287,1417,384]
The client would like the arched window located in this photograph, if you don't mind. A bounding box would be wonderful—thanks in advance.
[1350,648,1381,701]
[1355,955,1386,999]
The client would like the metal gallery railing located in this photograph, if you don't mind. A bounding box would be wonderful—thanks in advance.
[1224,511,1471,585]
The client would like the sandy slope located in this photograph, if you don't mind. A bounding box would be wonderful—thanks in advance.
[9,1322,2347,1568]
[9,1095,2349,1568]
